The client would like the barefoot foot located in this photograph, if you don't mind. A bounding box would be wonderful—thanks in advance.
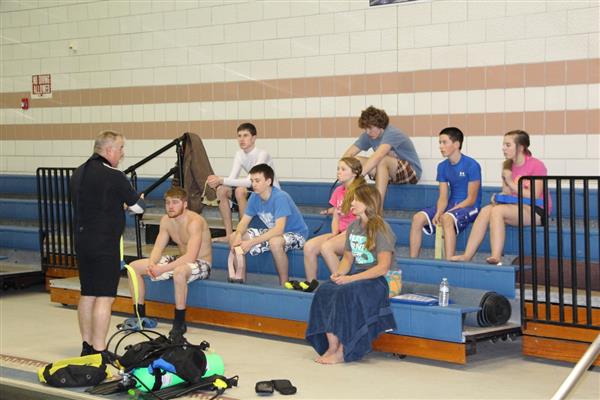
[318,352,344,364]
[314,346,338,364]
[486,256,502,265]
[212,236,229,243]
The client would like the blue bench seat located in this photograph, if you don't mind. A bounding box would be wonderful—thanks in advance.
[142,268,484,343]
[3,196,598,261]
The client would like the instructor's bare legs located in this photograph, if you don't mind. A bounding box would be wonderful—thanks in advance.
[78,296,115,351]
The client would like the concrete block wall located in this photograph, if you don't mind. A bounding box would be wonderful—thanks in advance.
[0,0,598,184]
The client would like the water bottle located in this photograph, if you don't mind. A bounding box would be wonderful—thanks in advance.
[439,278,449,307]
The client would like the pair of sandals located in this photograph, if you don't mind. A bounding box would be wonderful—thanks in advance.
[255,379,297,395]
[284,279,319,293]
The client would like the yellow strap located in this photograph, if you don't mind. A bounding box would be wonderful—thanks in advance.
[434,224,445,260]
[213,378,228,390]
[121,237,142,328]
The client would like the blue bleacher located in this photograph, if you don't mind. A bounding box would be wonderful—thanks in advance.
[3,174,596,218]
[1,174,598,260]
[14,171,593,361]
[142,267,489,343]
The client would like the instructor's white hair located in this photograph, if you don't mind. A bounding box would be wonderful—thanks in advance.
[94,130,123,154]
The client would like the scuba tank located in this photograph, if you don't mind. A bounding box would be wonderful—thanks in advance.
[132,352,225,392]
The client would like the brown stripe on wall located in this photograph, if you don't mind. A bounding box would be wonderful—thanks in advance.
[1,59,598,109]
[1,110,597,141]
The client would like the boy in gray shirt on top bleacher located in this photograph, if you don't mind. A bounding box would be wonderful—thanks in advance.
[409,127,482,259]
[343,106,422,201]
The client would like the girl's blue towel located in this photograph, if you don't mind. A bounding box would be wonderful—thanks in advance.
[305,275,397,362]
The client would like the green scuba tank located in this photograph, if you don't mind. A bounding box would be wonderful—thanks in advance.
[204,353,225,378]
[132,352,224,392]
[132,368,185,392]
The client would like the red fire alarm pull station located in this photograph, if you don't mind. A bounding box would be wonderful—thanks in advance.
[21,98,29,110]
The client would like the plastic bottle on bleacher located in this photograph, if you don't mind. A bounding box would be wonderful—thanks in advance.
[438,278,449,307]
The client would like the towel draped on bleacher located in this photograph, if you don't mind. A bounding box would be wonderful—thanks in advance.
[305,276,397,362]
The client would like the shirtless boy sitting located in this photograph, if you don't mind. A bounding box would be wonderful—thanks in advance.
[126,187,211,338]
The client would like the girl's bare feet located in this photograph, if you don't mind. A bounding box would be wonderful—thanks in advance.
[449,255,466,262]
[315,347,336,363]
[317,346,344,364]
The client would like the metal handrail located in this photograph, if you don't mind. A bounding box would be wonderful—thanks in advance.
[36,133,189,269]
[123,133,187,258]
[551,334,600,400]
[36,167,76,271]
[123,134,185,176]
[518,175,600,331]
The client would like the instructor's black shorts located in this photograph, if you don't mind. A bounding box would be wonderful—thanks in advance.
[75,232,121,297]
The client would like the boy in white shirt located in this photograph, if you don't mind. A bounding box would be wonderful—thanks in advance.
[207,123,278,242]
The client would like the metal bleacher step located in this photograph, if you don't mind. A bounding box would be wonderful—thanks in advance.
[49,258,522,355]
[0,262,44,290]
[0,248,43,289]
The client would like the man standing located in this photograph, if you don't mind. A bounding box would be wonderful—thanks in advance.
[71,131,145,357]
[126,187,212,338]
[343,106,422,200]
[206,123,278,242]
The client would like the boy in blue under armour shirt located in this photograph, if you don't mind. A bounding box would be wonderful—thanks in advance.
[228,163,308,285]
[409,127,482,259]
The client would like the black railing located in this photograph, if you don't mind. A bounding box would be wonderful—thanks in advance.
[36,134,186,271]
[123,134,186,258]
[36,167,76,271]
[518,176,600,331]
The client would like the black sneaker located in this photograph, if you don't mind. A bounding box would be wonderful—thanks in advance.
[80,341,94,357]
[299,279,319,293]
[168,324,187,343]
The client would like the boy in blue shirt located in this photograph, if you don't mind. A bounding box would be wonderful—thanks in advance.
[228,164,308,285]
[409,127,482,259]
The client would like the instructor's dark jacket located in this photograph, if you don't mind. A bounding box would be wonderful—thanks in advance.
[71,153,140,241]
